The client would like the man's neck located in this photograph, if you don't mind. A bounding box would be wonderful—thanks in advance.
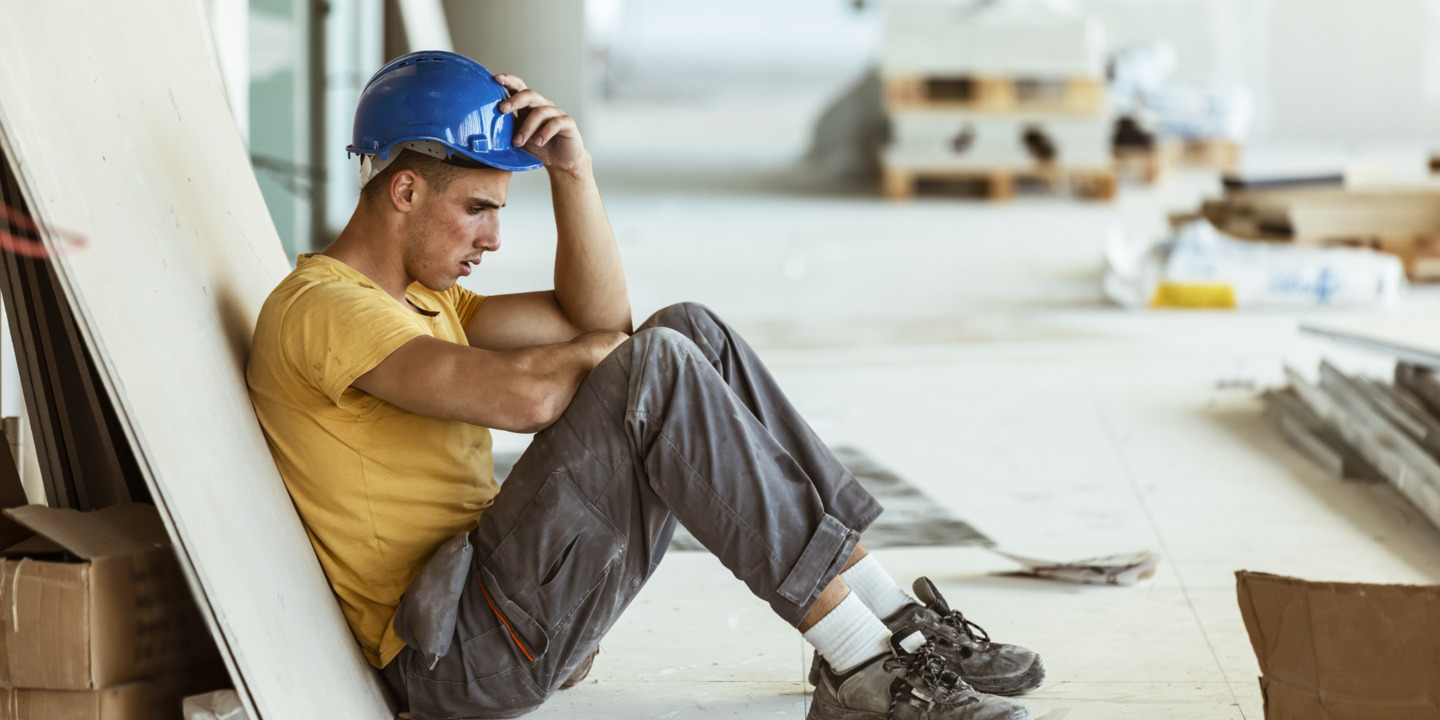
[324,212,412,305]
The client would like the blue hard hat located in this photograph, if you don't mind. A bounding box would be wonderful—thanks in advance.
[347,51,542,172]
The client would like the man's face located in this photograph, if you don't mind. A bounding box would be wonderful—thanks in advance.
[402,166,511,291]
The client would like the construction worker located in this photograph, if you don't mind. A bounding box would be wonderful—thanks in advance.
[246,51,1044,720]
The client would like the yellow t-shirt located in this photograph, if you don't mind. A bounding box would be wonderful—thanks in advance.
[246,253,497,668]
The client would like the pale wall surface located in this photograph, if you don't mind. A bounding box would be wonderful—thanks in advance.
[587,0,1440,145]
[445,0,589,127]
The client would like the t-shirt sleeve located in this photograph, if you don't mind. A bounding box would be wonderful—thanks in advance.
[445,283,486,328]
[280,281,428,407]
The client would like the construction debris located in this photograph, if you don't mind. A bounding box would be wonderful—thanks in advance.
[183,689,250,720]
[1199,180,1440,282]
[1103,220,1404,309]
[1107,41,1252,181]
[1267,360,1440,531]
[991,549,1161,586]
[1237,571,1440,720]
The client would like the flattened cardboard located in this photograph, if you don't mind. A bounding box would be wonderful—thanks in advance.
[0,504,218,690]
[5,504,168,560]
[1236,570,1440,719]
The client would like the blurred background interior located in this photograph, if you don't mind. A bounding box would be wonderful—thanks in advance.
[227,0,1440,318]
[179,1,1440,717]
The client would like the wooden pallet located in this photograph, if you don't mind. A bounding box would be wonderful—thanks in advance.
[883,74,1105,114]
[881,164,1117,202]
[1327,235,1440,283]
[1116,140,1243,183]
[1114,144,1177,185]
[1172,138,1241,173]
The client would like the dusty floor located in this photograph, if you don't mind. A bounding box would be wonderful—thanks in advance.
[455,108,1440,718]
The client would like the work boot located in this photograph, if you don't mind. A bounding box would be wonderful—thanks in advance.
[897,578,1044,696]
[808,631,1030,720]
[560,646,599,689]
[809,579,1045,697]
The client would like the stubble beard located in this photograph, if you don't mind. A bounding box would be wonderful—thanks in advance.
[402,216,458,292]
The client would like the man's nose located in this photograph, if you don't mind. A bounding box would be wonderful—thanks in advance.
[475,229,500,252]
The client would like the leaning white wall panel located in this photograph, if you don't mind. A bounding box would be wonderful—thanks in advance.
[0,3,390,718]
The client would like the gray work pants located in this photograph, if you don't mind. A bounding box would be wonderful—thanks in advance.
[383,303,883,719]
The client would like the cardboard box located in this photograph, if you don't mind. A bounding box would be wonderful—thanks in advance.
[0,504,220,690]
[0,678,178,720]
[0,672,232,720]
[1236,570,1440,719]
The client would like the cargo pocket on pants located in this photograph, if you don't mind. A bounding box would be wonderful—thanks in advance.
[478,471,625,651]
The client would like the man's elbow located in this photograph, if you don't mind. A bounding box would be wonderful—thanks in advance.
[531,392,567,431]
[511,381,567,433]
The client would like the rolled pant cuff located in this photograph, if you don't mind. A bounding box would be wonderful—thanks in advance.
[773,507,881,628]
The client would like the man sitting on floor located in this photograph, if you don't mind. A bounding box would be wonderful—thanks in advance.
[246,50,1044,720]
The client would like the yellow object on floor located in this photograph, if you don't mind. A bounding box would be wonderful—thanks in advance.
[1149,283,1237,309]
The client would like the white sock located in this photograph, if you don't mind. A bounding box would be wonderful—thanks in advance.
[841,555,914,620]
[801,593,891,673]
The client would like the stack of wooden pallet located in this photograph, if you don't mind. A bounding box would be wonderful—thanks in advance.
[879,1,1114,201]
[1193,180,1440,282]
[1115,138,1242,186]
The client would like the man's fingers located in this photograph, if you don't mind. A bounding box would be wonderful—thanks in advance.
[493,73,527,93]
[498,88,551,114]
[531,115,575,147]
[512,105,566,146]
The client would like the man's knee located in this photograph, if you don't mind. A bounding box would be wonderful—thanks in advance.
[628,327,715,381]
[631,326,695,358]
[639,301,718,334]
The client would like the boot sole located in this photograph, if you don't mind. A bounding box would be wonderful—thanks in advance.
[806,696,886,720]
[808,692,1032,720]
[807,651,1046,696]
[970,657,1045,697]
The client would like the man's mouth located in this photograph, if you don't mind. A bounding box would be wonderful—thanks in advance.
[459,259,474,277]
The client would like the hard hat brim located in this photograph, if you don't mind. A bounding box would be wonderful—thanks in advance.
[454,145,545,172]
[346,140,545,173]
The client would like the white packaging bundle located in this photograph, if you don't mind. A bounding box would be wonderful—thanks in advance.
[183,689,250,720]
[1104,221,1405,309]
[1146,80,1254,140]
[1109,41,1178,115]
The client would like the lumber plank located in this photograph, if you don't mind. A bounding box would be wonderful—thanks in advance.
[0,162,131,510]
[1301,313,1440,369]
[1287,364,1440,529]
[1263,388,1382,482]
[0,159,69,506]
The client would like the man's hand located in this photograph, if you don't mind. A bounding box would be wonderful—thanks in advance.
[495,73,587,174]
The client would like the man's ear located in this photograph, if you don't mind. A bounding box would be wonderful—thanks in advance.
[390,169,420,212]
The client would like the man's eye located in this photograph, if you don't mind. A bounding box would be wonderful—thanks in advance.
[468,207,482,214]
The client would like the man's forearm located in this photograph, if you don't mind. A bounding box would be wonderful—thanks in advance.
[519,329,628,432]
[549,154,632,334]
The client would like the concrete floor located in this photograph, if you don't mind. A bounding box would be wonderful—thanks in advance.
[455,112,1440,717]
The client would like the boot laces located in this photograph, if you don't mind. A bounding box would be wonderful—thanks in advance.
[937,608,991,649]
[884,639,972,709]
